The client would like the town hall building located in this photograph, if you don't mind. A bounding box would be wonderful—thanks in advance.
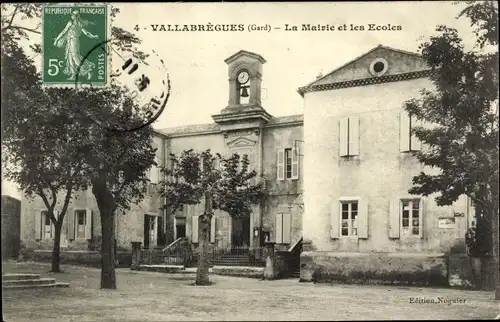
[20,50,304,256]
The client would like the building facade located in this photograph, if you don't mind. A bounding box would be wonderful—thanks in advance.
[2,195,21,259]
[19,45,477,284]
[20,50,304,254]
[298,45,475,284]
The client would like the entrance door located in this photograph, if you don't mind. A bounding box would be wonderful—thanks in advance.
[175,217,186,239]
[231,216,250,248]
[143,215,157,249]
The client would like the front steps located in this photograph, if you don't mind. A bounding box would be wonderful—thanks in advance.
[2,273,69,290]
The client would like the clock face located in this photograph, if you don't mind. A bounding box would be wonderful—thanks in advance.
[237,71,249,84]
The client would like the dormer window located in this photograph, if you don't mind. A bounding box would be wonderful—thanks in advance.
[369,58,388,77]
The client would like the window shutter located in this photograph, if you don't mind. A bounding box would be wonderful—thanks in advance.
[467,197,476,228]
[410,117,422,151]
[348,116,360,156]
[67,211,75,240]
[389,199,400,238]
[150,165,159,184]
[358,199,369,239]
[339,117,349,157]
[210,216,216,243]
[291,147,299,180]
[275,213,283,243]
[276,149,285,181]
[330,202,340,239]
[400,112,411,152]
[192,215,199,243]
[282,213,291,243]
[85,208,92,240]
[35,211,42,240]
[418,198,425,239]
[213,157,220,171]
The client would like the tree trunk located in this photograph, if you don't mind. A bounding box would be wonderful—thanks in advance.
[51,221,63,273]
[100,207,116,289]
[92,179,117,289]
[195,193,212,286]
[492,207,499,300]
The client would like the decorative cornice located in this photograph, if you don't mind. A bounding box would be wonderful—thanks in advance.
[226,136,257,148]
[264,119,303,128]
[297,69,436,97]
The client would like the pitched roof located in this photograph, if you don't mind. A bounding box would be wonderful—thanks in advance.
[224,50,267,65]
[155,114,303,137]
[298,44,431,96]
[155,123,220,136]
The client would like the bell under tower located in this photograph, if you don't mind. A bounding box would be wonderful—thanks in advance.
[211,50,272,250]
[212,50,272,129]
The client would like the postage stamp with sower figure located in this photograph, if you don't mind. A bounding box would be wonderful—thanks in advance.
[42,4,108,87]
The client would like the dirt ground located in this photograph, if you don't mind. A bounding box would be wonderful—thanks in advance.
[2,261,499,321]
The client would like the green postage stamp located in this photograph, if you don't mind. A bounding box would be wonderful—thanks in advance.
[42,4,109,87]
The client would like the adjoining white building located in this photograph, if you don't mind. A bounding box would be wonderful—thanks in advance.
[298,45,475,286]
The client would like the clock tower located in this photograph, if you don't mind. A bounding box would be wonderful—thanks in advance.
[211,50,272,249]
[212,50,272,128]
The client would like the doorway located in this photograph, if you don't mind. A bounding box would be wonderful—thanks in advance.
[143,215,157,249]
[231,216,250,248]
[175,217,186,239]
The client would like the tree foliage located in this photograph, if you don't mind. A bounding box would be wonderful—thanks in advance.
[164,149,263,216]
[1,3,157,286]
[161,149,263,285]
[1,21,92,272]
[404,1,498,297]
[404,1,498,210]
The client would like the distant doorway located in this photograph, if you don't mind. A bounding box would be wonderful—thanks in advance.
[231,216,250,248]
[175,217,186,239]
[143,215,157,249]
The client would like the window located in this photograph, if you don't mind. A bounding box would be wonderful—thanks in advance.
[42,211,52,239]
[341,202,358,237]
[275,213,291,244]
[69,209,92,240]
[401,199,420,236]
[330,198,368,239]
[369,58,389,76]
[285,149,292,179]
[277,148,299,181]
[400,112,422,152]
[339,117,360,157]
[149,157,161,184]
[76,210,86,239]
[389,198,423,239]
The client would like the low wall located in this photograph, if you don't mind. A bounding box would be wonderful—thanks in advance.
[212,266,264,278]
[300,252,448,286]
[28,250,132,268]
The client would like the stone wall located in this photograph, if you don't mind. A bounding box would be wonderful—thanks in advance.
[299,251,496,289]
[27,250,132,268]
[300,251,448,286]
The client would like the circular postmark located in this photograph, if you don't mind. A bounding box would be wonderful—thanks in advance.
[75,38,170,132]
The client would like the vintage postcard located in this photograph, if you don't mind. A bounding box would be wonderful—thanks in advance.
[1,1,499,321]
